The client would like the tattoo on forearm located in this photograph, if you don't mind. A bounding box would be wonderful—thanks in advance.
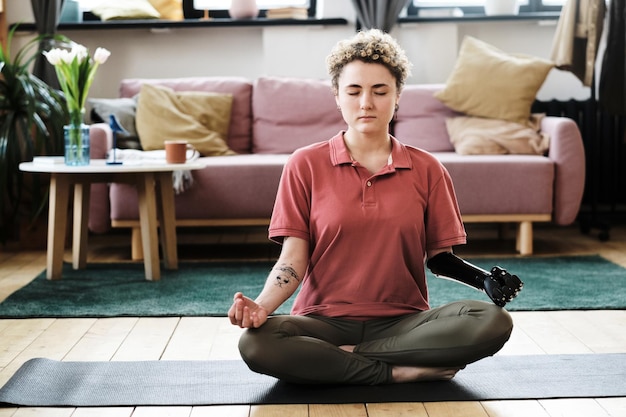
[273,265,301,288]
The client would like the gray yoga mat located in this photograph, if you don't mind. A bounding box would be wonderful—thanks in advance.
[1,354,625,407]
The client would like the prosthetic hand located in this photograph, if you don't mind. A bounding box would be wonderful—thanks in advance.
[426,252,523,307]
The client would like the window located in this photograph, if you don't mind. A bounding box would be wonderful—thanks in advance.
[192,0,310,8]
[407,0,564,15]
[187,0,315,19]
[77,0,103,11]
[76,0,316,19]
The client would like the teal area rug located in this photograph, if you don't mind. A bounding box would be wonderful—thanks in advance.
[0,255,625,318]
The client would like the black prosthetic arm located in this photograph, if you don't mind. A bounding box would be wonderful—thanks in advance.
[426,252,523,307]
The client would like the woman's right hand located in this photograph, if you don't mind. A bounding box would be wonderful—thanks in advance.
[228,292,269,328]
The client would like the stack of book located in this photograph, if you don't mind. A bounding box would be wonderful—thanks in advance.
[266,7,308,19]
[33,156,65,165]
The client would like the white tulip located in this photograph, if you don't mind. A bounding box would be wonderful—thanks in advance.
[94,47,111,64]
[60,49,75,65]
[46,40,111,116]
[43,48,63,65]
[71,44,89,62]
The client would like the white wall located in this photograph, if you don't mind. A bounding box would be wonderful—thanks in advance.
[6,0,590,100]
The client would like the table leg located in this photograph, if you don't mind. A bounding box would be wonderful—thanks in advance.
[46,175,71,280]
[136,172,161,281]
[72,182,91,270]
[156,172,178,270]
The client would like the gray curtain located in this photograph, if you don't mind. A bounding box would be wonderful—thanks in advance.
[351,0,410,32]
[31,0,65,88]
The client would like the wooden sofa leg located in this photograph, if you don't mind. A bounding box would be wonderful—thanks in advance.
[516,221,533,255]
[131,227,144,260]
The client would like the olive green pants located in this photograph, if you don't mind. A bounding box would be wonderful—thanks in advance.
[238,300,513,385]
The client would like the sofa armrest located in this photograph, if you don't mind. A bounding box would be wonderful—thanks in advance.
[89,123,113,159]
[542,116,586,225]
[88,123,113,234]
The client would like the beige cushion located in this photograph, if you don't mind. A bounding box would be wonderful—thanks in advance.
[447,114,550,155]
[434,36,554,124]
[148,0,183,20]
[92,0,161,20]
[136,84,236,156]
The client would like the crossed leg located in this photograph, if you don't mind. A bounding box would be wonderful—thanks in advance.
[239,300,512,385]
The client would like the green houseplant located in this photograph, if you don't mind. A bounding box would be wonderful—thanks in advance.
[0,26,67,243]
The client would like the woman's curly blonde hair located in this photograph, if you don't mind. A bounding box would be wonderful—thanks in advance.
[326,29,412,93]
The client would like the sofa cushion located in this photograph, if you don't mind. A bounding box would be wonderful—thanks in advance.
[447,114,550,155]
[434,36,554,124]
[394,84,458,152]
[252,77,347,154]
[434,152,554,215]
[120,77,253,153]
[110,154,289,220]
[135,84,235,156]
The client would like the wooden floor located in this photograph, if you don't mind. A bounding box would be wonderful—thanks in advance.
[1,220,626,417]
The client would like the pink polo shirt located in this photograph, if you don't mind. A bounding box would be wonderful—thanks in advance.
[269,132,466,320]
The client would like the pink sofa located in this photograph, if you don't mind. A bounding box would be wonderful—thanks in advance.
[88,76,585,256]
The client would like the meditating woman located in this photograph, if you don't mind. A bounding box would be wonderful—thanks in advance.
[228,29,522,385]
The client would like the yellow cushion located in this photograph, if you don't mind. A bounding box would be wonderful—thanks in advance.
[148,0,183,20]
[434,36,554,124]
[135,84,236,156]
[447,114,550,155]
[92,0,161,20]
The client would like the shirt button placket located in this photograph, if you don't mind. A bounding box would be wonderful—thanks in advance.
[363,178,376,206]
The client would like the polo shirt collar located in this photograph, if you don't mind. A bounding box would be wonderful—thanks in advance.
[329,131,413,170]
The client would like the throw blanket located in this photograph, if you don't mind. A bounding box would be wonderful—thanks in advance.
[106,149,199,194]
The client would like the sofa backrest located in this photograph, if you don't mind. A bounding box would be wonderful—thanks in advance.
[118,78,458,155]
[252,76,347,154]
[119,77,253,154]
[394,84,460,152]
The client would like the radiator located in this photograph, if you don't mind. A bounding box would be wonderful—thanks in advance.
[532,99,626,213]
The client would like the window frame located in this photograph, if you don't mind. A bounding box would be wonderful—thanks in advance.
[15,0,345,33]
[406,0,563,16]
[181,0,317,19]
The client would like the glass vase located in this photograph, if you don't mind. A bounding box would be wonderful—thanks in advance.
[64,109,90,166]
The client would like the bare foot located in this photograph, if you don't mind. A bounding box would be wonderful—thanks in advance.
[339,346,462,383]
[391,365,463,383]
